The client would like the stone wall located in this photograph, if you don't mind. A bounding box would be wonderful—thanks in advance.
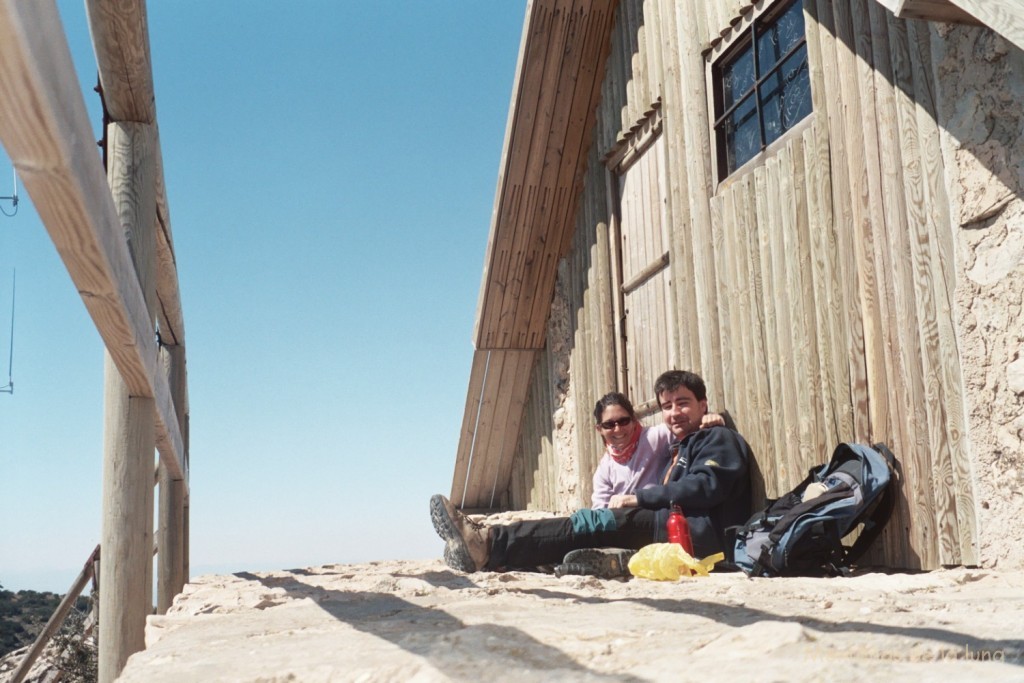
[932,23,1024,568]
[549,260,582,512]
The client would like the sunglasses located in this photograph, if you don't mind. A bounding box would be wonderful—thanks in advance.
[599,416,633,430]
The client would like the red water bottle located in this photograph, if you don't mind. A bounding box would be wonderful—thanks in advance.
[666,504,694,555]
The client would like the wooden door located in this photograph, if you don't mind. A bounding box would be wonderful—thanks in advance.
[609,118,676,417]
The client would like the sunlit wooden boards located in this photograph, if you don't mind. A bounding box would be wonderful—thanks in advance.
[474,0,620,351]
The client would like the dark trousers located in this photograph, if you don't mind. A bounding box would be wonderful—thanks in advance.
[486,508,666,570]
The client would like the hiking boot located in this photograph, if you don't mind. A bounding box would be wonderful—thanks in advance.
[554,547,635,579]
[430,494,490,572]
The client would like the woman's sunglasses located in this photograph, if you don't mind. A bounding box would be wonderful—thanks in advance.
[599,416,633,430]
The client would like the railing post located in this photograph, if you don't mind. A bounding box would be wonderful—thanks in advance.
[99,120,157,683]
[157,342,187,613]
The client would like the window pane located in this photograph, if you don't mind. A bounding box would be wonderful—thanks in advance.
[759,45,810,146]
[777,1,806,57]
[780,46,811,130]
[723,49,755,109]
[756,23,780,73]
[760,68,784,146]
[756,0,804,72]
[726,95,759,172]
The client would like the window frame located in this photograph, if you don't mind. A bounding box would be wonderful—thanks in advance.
[706,0,812,186]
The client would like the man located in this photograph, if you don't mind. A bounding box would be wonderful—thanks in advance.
[431,370,752,572]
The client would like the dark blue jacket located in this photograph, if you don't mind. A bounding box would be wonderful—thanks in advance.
[635,425,752,557]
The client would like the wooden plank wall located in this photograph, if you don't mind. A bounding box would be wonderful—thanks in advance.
[509,143,619,512]
[510,0,653,511]
[618,131,676,410]
[452,349,535,511]
[501,0,978,568]
[682,0,975,568]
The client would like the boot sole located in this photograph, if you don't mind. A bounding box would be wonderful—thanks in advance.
[430,495,477,573]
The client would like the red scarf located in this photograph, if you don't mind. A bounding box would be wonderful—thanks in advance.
[606,421,642,464]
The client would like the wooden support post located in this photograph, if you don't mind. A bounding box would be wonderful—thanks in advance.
[157,343,187,612]
[99,121,157,683]
[157,464,183,612]
[100,358,154,680]
[183,491,190,584]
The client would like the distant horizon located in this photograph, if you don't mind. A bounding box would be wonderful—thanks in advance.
[2,555,441,595]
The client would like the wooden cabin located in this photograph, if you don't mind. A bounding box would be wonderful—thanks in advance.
[451,0,1024,570]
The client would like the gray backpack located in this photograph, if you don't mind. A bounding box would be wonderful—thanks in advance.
[726,442,896,577]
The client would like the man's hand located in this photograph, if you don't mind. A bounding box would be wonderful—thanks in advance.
[609,494,638,509]
[701,413,725,429]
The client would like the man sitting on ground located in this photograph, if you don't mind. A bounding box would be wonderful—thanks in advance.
[431,370,752,572]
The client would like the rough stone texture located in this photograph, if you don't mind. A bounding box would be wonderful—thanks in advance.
[547,259,582,513]
[115,562,1024,682]
[932,25,1024,569]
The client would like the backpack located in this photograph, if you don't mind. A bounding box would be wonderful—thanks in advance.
[726,442,897,577]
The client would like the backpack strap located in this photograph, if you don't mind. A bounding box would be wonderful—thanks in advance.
[724,525,738,564]
[843,442,898,565]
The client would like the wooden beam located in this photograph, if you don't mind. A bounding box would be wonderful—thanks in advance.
[474,0,621,351]
[878,0,1024,50]
[473,0,550,349]
[85,0,187,348]
[462,351,519,508]
[85,0,155,122]
[154,144,186,346]
[525,2,618,347]
[0,0,187,482]
[949,0,1024,52]
[485,349,536,508]
[453,349,538,510]
[895,0,980,26]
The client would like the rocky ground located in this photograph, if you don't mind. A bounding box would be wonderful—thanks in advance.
[111,559,1023,682]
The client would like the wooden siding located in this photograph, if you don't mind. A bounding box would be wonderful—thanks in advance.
[473,0,619,351]
[452,349,537,511]
[703,0,975,567]
[453,0,620,509]
[510,142,620,511]
[465,0,984,569]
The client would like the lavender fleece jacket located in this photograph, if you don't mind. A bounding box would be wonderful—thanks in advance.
[591,423,673,508]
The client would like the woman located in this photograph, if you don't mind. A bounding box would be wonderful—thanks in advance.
[591,392,722,508]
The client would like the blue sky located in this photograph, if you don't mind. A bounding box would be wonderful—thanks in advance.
[0,1,527,592]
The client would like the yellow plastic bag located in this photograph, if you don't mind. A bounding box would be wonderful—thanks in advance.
[627,543,725,580]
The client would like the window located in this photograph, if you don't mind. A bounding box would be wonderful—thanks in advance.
[712,0,811,180]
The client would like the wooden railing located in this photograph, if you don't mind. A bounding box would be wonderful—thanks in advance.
[0,2,189,681]
[9,546,100,683]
